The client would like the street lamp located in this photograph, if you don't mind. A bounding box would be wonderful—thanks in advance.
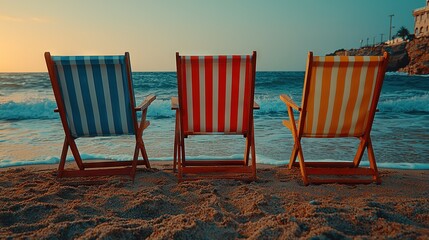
[389,14,395,40]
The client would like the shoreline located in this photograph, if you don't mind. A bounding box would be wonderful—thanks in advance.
[1,162,428,238]
[1,160,429,171]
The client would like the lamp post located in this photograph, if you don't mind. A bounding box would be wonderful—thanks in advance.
[389,14,395,40]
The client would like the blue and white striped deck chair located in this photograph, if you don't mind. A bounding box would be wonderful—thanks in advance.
[45,52,155,179]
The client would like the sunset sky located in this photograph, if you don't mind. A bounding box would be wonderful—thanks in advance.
[0,0,423,72]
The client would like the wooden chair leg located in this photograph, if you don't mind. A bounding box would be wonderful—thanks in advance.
[288,143,299,169]
[173,112,179,173]
[130,143,140,180]
[57,137,69,178]
[367,137,381,184]
[353,137,367,167]
[139,140,150,168]
[250,128,257,180]
[296,143,309,185]
[178,137,185,182]
[244,134,251,166]
[68,138,84,170]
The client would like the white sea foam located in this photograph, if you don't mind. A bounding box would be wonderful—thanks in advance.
[386,72,429,77]
[2,154,428,170]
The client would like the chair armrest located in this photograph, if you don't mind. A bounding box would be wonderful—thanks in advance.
[253,102,260,110]
[171,97,179,110]
[135,94,156,111]
[280,94,301,111]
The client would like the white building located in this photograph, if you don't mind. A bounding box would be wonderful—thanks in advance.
[413,0,429,37]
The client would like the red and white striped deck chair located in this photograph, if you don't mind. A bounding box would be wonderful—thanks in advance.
[280,52,389,185]
[172,51,259,182]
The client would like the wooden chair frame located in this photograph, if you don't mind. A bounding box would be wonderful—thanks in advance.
[281,52,389,185]
[172,51,259,182]
[45,52,155,179]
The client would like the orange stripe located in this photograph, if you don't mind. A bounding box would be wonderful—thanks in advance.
[353,61,377,136]
[340,56,363,135]
[328,57,349,135]
[316,60,334,134]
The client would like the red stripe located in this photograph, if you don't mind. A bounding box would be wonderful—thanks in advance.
[180,57,189,133]
[218,56,227,132]
[242,56,251,133]
[204,56,213,132]
[229,56,241,132]
[191,56,200,132]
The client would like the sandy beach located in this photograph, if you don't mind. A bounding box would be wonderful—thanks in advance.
[0,162,428,239]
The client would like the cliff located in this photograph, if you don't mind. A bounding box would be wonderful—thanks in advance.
[328,36,429,75]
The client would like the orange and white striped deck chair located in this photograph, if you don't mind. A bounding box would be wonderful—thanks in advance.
[45,52,155,179]
[172,51,259,182]
[280,52,389,185]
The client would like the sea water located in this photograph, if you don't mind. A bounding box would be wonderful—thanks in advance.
[1,72,428,169]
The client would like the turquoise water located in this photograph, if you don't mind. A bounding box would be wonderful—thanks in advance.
[1,72,428,169]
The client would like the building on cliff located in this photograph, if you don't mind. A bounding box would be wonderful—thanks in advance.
[413,0,429,37]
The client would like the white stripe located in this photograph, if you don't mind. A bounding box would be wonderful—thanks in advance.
[236,57,246,133]
[311,62,323,135]
[99,57,116,134]
[317,56,325,62]
[224,56,233,132]
[185,57,194,132]
[70,57,89,136]
[323,57,340,135]
[84,57,102,135]
[114,62,129,133]
[212,56,219,132]
[56,61,77,137]
[349,58,369,135]
[199,57,206,132]
[336,57,354,135]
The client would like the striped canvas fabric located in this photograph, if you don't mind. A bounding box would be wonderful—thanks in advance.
[303,56,384,137]
[178,55,254,134]
[52,55,135,138]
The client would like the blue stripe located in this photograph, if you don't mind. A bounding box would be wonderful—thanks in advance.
[105,58,123,134]
[60,58,84,137]
[75,56,97,136]
[90,58,111,134]
[120,62,135,134]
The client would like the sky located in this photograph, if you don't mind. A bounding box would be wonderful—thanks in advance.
[0,0,424,72]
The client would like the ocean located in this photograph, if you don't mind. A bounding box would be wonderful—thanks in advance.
[1,72,428,169]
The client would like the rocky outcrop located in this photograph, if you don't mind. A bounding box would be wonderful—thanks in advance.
[399,37,429,75]
[328,37,429,75]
